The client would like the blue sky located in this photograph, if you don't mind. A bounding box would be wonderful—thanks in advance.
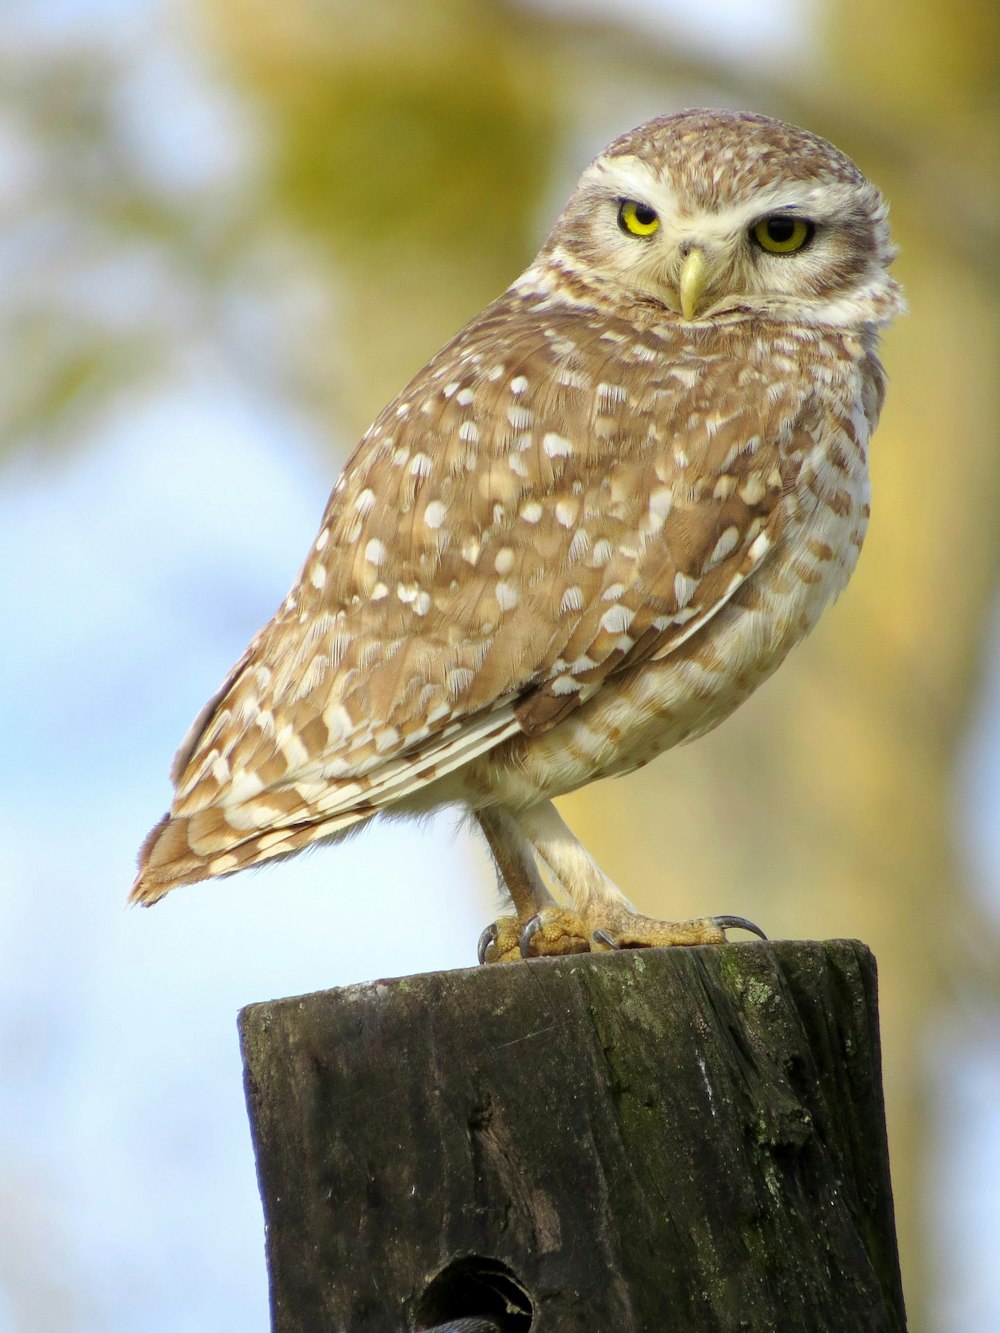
[0,371,502,1330]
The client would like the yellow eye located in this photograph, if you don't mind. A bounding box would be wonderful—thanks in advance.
[751,215,815,254]
[618,199,660,238]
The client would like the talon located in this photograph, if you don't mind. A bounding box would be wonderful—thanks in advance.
[592,928,619,950]
[713,914,768,941]
[519,914,542,958]
[477,922,498,965]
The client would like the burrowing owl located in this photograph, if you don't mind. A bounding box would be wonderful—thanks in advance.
[132,109,902,961]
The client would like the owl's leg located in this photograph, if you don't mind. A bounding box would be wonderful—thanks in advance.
[475,806,591,963]
[519,800,765,949]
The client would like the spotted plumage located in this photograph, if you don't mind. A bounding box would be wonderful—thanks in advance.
[132,109,902,959]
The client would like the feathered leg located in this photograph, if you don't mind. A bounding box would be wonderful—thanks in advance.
[475,806,590,962]
[518,800,765,950]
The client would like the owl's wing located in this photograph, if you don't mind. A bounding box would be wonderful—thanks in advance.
[133,298,813,899]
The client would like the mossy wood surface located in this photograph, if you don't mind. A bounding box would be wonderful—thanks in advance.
[239,940,906,1332]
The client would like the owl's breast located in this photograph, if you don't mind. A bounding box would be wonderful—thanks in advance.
[471,356,873,810]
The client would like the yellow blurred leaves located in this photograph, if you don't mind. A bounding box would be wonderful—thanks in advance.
[200,0,559,430]
[204,0,556,269]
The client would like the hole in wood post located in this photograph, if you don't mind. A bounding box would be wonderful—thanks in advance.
[411,1254,534,1331]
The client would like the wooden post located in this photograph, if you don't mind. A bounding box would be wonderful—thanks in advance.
[238,940,907,1332]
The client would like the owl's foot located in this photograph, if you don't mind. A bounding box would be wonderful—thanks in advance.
[476,807,591,963]
[478,908,591,963]
[591,910,767,950]
[478,908,764,962]
[519,907,593,958]
[473,805,765,964]
[512,802,767,951]
[477,917,522,964]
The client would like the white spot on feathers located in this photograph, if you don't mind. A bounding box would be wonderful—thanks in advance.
[495,581,520,611]
[600,604,633,633]
[550,675,581,695]
[707,526,740,568]
[568,529,590,560]
[674,572,698,608]
[423,500,447,529]
[543,432,574,458]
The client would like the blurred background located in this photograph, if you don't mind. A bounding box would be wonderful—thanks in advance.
[1,0,997,1328]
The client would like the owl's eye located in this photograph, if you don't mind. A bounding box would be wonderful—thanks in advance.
[618,199,661,238]
[751,215,815,254]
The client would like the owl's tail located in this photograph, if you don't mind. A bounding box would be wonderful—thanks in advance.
[129,804,373,905]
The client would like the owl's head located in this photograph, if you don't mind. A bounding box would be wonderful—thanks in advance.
[533,109,903,329]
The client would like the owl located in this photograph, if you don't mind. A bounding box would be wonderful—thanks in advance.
[131,109,903,962]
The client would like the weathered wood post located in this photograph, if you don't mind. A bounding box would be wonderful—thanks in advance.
[238,940,906,1332]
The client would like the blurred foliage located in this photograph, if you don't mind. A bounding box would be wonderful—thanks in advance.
[0,52,152,450]
[3,1,999,1329]
[212,0,553,266]
[204,0,559,426]
[0,35,245,453]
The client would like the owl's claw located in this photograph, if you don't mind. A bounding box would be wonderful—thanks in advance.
[477,923,498,965]
[477,915,524,963]
[519,915,542,957]
[516,907,592,958]
[711,914,768,941]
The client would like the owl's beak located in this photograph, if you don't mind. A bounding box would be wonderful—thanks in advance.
[679,247,708,321]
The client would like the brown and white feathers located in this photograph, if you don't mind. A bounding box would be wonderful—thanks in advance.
[132,109,902,906]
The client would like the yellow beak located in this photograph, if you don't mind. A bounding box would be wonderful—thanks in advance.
[679,248,707,321]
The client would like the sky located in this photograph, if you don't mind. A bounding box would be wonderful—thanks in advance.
[1,0,998,1330]
[0,371,503,1331]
